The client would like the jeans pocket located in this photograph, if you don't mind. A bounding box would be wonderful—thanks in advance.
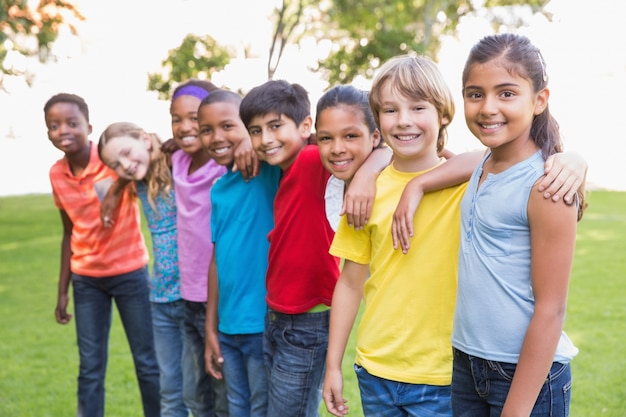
[488,360,516,381]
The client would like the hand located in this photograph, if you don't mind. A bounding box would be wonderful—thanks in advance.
[100,198,116,228]
[232,137,260,181]
[391,182,424,254]
[160,138,179,154]
[204,331,224,379]
[55,294,72,324]
[322,368,349,416]
[538,152,587,205]
[342,175,376,230]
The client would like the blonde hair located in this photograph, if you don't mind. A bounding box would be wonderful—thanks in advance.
[369,55,455,153]
[98,122,172,209]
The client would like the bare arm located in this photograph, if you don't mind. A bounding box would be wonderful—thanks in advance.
[342,146,393,230]
[392,151,483,253]
[100,177,131,228]
[501,181,577,417]
[322,260,369,417]
[55,210,73,325]
[205,248,223,379]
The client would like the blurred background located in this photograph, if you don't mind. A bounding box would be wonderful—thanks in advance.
[1,0,624,196]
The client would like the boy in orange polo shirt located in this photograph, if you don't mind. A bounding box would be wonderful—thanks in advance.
[45,93,160,417]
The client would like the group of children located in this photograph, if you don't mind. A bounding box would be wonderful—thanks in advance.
[45,33,586,417]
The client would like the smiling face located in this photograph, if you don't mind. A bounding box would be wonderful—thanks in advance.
[247,112,311,170]
[45,102,92,155]
[99,134,152,181]
[170,95,203,155]
[198,101,248,167]
[377,81,446,172]
[463,59,548,155]
[315,104,380,183]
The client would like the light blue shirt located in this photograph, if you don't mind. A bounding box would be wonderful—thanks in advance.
[453,151,578,363]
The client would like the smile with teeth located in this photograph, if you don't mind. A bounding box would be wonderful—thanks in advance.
[181,136,197,144]
[331,160,350,167]
[213,146,230,155]
[264,146,281,156]
[395,134,419,141]
[480,122,504,129]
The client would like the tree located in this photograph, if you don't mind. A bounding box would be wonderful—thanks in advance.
[147,34,233,100]
[0,0,84,89]
[316,0,551,84]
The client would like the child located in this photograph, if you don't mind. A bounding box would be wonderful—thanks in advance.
[323,55,464,417]
[450,33,581,417]
[98,122,188,417]
[314,85,385,231]
[240,79,361,417]
[199,89,281,417]
[168,79,229,417]
[44,93,160,417]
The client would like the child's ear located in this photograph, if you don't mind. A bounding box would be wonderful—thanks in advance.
[534,87,549,115]
[298,115,313,141]
[88,123,93,135]
[371,128,382,148]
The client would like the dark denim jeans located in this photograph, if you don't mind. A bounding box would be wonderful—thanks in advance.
[263,309,329,417]
[451,348,572,417]
[183,300,229,417]
[72,267,160,417]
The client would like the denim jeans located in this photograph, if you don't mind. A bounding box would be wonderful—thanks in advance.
[152,300,188,417]
[451,348,572,417]
[264,309,329,417]
[355,364,452,417]
[72,267,160,417]
[183,300,229,417]
[219,332,268,417]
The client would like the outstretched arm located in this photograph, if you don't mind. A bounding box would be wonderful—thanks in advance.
[392,151,483,253]
[323,260,368,417]
[342,146,393,230]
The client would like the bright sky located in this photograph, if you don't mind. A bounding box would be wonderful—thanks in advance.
[0,0,624,195]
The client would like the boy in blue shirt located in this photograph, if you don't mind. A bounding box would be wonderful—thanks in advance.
[200,90,281,417]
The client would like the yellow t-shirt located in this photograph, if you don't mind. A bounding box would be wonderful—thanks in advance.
[330,163,467,385]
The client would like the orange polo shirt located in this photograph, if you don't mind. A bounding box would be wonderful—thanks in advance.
[49,142,148,277]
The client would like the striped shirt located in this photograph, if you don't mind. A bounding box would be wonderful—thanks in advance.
[49,142,148,277]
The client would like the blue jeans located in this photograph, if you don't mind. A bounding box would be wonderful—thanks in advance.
[152,300,189,417]
[183,301,229,417]
[263,309,329,417]
[451,348,572,417]
[219,332,268,417]
[355,364,452,417]
[72,267,160,417]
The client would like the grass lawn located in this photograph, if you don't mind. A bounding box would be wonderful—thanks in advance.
[0,191,625,416]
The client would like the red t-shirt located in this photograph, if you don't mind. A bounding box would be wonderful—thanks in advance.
[266,145,340,314]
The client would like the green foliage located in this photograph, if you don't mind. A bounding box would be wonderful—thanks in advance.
[147,34,233,101]
[316,0,551,84]
[0,0,84,88]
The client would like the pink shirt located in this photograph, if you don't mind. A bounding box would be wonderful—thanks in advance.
[171,150,226,301]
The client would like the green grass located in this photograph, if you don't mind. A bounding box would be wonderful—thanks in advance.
[1,191,625,416]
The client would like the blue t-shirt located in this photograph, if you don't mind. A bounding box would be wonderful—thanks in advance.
[210,163,281,334]
[136,181,181,303]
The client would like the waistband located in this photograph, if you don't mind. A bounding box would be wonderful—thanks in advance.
[267,309,330,328]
